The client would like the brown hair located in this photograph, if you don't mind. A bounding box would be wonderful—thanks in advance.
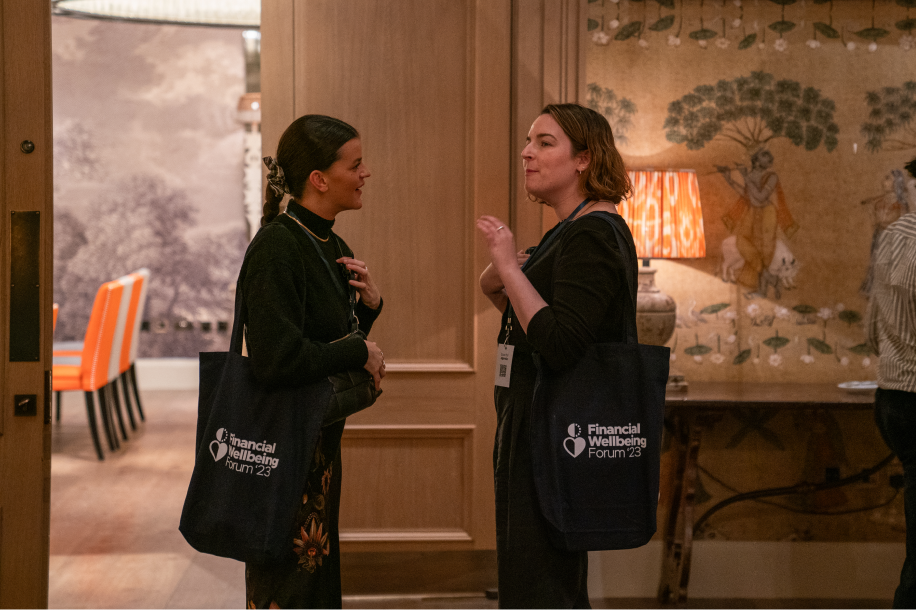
[262,115,360,226]
[540,103,631,204]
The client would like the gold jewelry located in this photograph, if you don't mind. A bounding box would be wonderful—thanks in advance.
[284,212,329,242]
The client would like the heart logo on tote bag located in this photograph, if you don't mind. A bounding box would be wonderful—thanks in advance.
[564,436,586,458]
[210,428,229,462]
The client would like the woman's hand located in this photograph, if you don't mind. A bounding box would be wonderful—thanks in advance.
[337,257,381,309]
[363,339,386,391]
[479,250,530,311]
[476,216,519,275]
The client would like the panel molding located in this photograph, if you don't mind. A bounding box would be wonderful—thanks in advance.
[339,425,475,543]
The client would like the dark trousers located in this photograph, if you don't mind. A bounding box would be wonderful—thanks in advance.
[875,387,916,609]
[493,356,590,609]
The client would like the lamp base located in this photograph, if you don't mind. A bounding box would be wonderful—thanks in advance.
[635,264,685,392]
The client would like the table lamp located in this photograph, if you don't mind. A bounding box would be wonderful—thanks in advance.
[620,169,706,390]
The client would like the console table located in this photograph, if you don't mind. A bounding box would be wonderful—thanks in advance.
[657,382,876,605]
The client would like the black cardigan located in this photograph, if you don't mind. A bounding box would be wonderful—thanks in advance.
[238,200,382,387]
[500,211,636,372]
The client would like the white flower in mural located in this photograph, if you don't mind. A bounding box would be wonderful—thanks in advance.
[769,353,783,367]
[732,18,742,28]
[862,357,872,368]
[840,356,850,366]
[592,31,611,46]
[668,35,681,47]
[698,40,708,48]
[724,310,738,321]
[608,19,620,30]
[801,354,815,364]
[638,39,649,48]
[847,42,857,51]
[774,38,788,52]
[693,355,704,363]
[758,42,766,50]
[774,306,791,320]
[670,352,677,362]
[753,357,761,365]
[835,303,845,312]
[710,353,725,364]
[807,39,821,49]
[726,334,737,344]
[610,0,620,3]
[817,307,834,322]
[733,0,742,6]
[716,38,730,49]
[746,303,761,317]
[901,35,915,51]
[868,42,878,52]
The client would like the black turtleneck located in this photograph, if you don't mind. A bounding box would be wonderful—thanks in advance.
[236,200,383,387]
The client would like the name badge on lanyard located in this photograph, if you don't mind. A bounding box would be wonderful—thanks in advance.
[495,344,514,388]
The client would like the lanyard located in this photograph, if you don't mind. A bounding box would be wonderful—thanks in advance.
[503,198,591,343]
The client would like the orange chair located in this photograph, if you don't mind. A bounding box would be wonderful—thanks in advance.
[52,280,127,460]
[117,268,149,426]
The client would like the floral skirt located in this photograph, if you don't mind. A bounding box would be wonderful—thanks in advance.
[245,420,346,609]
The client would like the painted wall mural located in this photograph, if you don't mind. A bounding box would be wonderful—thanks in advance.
[589,0,915,542]
[52,17,248,357]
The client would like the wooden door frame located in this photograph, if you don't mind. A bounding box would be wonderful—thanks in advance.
[0,1,54,606]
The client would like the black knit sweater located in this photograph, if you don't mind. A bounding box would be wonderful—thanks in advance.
[238,200,382,387]
[500,211,636,372]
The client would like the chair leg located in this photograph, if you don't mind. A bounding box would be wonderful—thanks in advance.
[119,372,137,431]
[83,391,105,461]
[109,381,129,441]
[129,363,145,422]
[97,386,118,451]
[55,391,62,423]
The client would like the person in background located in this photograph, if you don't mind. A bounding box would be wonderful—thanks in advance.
[240,114,385,608]
[868,156,916,609]
[477,103,635,608]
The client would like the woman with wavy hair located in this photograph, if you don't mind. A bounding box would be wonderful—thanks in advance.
[239,114,385,608]
[477,103,635,608]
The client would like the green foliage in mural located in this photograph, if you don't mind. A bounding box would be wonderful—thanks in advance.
[733,349,751,365]
[807,337,833,354]
[861,81,916,152]
[855,27,891,42]
[664,72,839,152]
[769,0,798,5]
[700,303,731,315]
[689,27,718,41]
[838,310,863,326]
[587,83,637,145]
[649,15,676,32]
[849,343,874,356]
[738,34,758,49]
[793,304,817,314]
[763,332,790,351]
[588,18,599,31]
[813,23,840,38]
[897,18,916,31]
[616,21,643,41]
[898,0,916,9]
[769,21,797,35]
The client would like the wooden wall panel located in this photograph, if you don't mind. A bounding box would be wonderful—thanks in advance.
[290,0,474,369]
[338,426,473,541]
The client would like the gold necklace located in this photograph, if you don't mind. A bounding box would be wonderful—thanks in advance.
[285,212,329,242]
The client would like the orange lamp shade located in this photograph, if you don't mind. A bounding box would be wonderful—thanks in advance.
[619,169,706,259]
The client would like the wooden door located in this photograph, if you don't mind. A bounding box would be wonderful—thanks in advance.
[0,0,54,606]
[261,0,585,553]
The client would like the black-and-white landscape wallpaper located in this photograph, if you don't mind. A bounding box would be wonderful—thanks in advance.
[53,16,249,357]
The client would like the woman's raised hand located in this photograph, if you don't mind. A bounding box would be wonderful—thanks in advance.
[476,216,519,273]
[337,256,381,310]
[363,339,386,391]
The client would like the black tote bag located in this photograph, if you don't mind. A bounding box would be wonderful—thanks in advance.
[179,287,332,564]
[529,214,670,552]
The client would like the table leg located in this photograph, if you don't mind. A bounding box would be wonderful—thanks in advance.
[657,412,708,606]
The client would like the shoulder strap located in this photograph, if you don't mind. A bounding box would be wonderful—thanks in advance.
[591,213,639,345]
[292,220,359,334]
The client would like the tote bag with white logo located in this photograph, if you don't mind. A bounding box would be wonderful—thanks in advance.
[529,214,669,552]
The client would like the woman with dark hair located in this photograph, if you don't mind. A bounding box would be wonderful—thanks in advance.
[239,114,385,608]
[477,103,636,608]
